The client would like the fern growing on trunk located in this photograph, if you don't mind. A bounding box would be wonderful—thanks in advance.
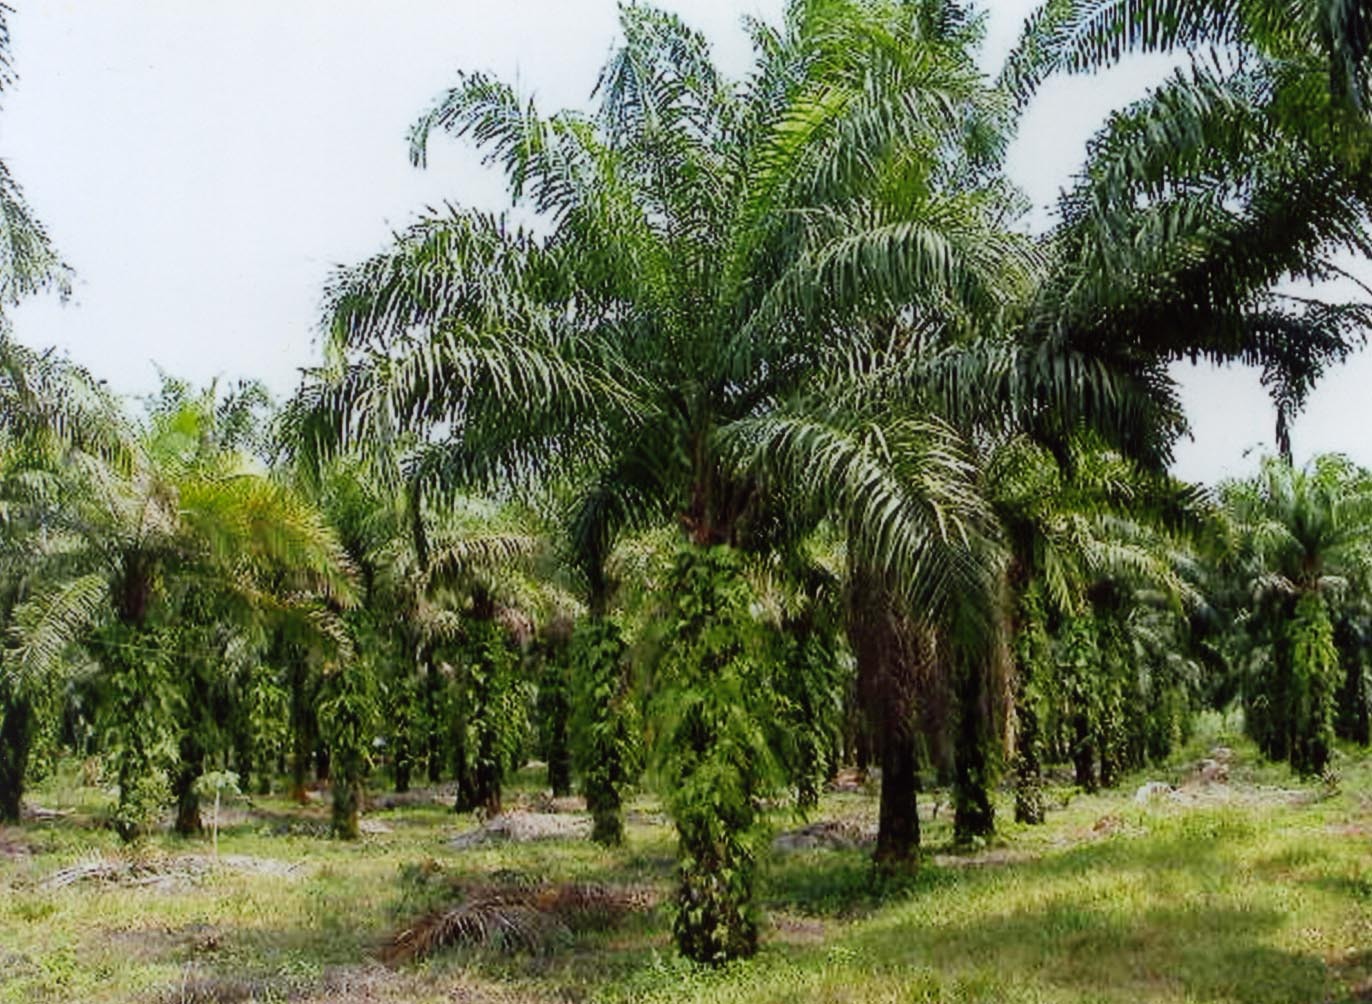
[570,617,639,845]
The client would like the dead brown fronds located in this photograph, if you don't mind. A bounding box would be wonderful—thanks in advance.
[382,880,655,963]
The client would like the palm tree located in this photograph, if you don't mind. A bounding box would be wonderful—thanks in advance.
[1219,454,1372,773]
[292,1,1041,953]
[0,4,99,822]
[0,6,72,318]
[1005,0,1372,460]
[11,380,355,839]
[0,342,124,822]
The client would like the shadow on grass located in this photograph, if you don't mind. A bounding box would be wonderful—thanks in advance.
[849,895,1328,1004]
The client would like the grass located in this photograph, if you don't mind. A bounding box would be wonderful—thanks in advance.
[1,732,1369,1003]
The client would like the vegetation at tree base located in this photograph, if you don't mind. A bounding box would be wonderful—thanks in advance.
[569,615,638,847]
[1,0,1372,997]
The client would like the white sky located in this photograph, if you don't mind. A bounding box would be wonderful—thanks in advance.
[3,0,1368,484]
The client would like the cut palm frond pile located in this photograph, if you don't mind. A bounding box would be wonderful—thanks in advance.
[382,879,656,962]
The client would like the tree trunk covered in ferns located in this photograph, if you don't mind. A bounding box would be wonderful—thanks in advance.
[320,660,376,840]
[1336,645,1371,746]
[1014,699,1045,824]
[1012,587,1049,825]
[472,740,503,817]
[287,652,315,804]
[1287,592,1340,775]
[777,601,843,812]
[232,718,253,797]
[1072,713,1098,792]
[1093,605,1129,790]
[172,729,206,837]
[539,649,574,798]
[452,708,477,813]
[0,688,34,824]
[656,543,774,964]
[424,654,445,783]
[172,645,213,837]
[1060,614,1100,793]
[571,616,638,845]
[106,566,174,842]
[390,660,415,794]
[393,733,412,793]
[454,609,523,818]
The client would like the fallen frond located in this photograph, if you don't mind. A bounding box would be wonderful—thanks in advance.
[382,878,655,962]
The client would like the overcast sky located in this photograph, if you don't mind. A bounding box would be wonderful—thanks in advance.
[3,1,1368,484]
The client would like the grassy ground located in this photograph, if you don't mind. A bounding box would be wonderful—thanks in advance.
[1,726,1369,1003]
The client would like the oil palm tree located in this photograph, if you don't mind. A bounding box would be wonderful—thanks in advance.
[1219,454,1372,773]
[984,432,1204,807]
[0,342,125,822]
[292,0,1040,955]
[1005,0,1372,460]
[11,382,356,839]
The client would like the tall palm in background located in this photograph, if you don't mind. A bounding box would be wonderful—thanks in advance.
[1006,0,1372,459]
[11,383,355,838]
[1219,454,1372,773]
[0,344,125,822]
[0,5,102,823]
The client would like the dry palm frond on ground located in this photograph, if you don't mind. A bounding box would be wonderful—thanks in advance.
[383,879,656,962]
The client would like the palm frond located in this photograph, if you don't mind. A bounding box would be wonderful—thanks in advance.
[7,573,107,687]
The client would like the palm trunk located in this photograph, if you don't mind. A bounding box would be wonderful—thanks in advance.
[1013,695,1045,824]
[543,666,573,799]
[452,713,477,813]
[953,662,995,844]
[474,752,502,817]
[392,702,412,793]
[425,656,445,784]
[1072,713,1098,792]
[290,737,311,803]
[332,773,361,839]
[847,571,926,870]
[0,691,34,824]
[288,655,313,803]
[874,725,920,867]
[172,730,205,837]
[1338,657,1371,745]
[233,727,254,797]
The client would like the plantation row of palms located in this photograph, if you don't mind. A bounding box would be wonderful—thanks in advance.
[2,0,1372,966]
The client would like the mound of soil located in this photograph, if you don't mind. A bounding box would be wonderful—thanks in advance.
[38,850,304,890]
[448,812,591,849]
[773,819,875,852]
